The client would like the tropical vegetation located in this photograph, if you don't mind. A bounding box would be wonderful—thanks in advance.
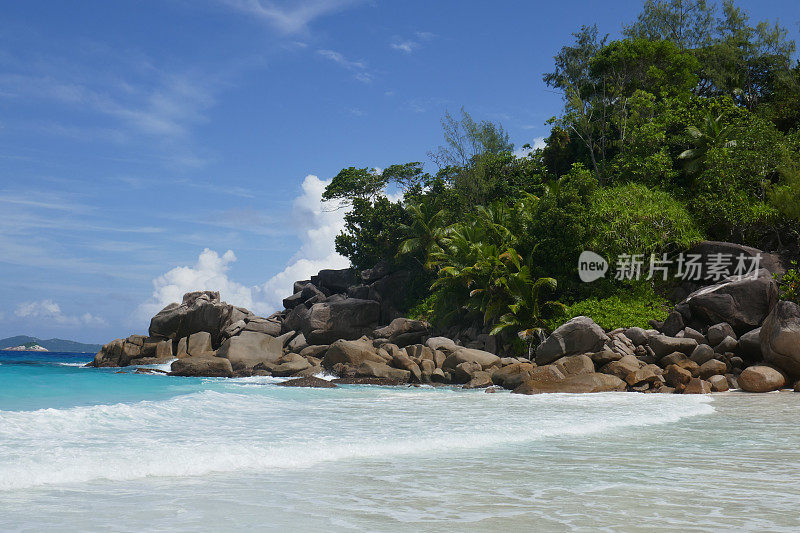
[323,0,800,355]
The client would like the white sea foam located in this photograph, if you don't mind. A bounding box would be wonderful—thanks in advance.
[0,388,714,491]
[57,362,91,367]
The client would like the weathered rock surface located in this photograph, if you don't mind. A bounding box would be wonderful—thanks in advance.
[170,355,234,377]
[187,331,213,356]
[322,337,385,370]
[648,335,698,359]
[681,270,778,334]
[301,299,381,345]
[760,301,800,377]
[707,323,737,346]
[216,331,283,371]
[356,360,411,381]
[553,354,595,376]
[738,328,763,361]
[374,318,431,347]
[442,348,501,370]
[684,377,712,394]
[149,291,248,348]
[738,365,786,392]
[513,372,626,394]
[278,376,337,388]
[535,316,609,366]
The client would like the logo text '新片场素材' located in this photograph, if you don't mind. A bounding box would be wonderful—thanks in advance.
[578,251,762,282]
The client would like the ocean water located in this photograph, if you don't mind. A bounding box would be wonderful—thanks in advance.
[1,351,799,531]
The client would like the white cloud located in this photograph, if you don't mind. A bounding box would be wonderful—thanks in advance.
[219,0,362,34]
[391,41,417,53]
[135,249,255,321]
[254,174,349,311]
[317,49,373,83]
[15,299,107,327]
[134,174,349,322]
[390,31,435,54]
[514,136,547,158]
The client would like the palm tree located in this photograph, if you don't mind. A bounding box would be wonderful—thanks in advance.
[490,273,566,359]
[678,112,737,175]
[397,199,447,269]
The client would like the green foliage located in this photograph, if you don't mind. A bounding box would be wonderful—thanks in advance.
[429,107,514,168]
[326,0,799,341]
[525,164,596,282]
[323,163,429,205]
[769,158,800,223]
[774,261,800,305]
[490,276,567,339]
[334,197,410,271]
[678,111,737,175]
[588,183,704,259]
[624,0,716,50]
[548,284,671,331]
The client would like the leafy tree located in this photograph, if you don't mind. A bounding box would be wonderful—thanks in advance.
[334,197,410,271]
[428,107,513,168]
[624,0,716,50]
[677,111,737,175]
[323,163,429,205]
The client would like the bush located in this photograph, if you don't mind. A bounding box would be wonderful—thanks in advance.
[775,261,800,305]
[546,283,670,331]
[588,183,703,259]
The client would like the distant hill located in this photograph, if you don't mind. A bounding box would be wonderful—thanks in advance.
[0,336,101,353]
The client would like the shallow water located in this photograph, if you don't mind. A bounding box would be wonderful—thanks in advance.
[1,351,798,531]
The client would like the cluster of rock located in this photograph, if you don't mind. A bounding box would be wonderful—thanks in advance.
[89,241,800,395]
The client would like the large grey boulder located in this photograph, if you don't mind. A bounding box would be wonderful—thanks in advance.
[738,327,763,361]
[374,318,431,347]
[681,270,778,334]
[426,337,458,354]
[187,331,213,356]
[216,331,283,371]
[356,360,411,381]
[648,335,698,359]
[535,316,609,366]
[738,365,786,392]
[707,323,737,346]
[170,355,234,377]
[442,347,501,370]
[312,268,356,294]
[149,292,251,348]
[302,299,381,345]
[513,371,626,394]
[322,337,385,370]
[760,301,800,377]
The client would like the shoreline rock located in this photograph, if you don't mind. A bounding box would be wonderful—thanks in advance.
[89,243,800,395]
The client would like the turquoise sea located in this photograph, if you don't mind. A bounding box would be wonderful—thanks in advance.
[1,350,800,531]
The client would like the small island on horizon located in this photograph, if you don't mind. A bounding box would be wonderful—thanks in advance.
[0,336,102,354]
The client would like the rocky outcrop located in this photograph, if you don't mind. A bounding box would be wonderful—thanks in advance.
[322,337,385,369]
[760,301,800,377]
[535,316,609,365]
[374,318,431,347]
[680,270,778,334]
[278,376,337,388]
[292,298,381,345]
[149,291,251,348]
[92,242,795,395]
[217,331,283,371]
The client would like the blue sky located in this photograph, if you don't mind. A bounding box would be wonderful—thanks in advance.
[1,0,798,344]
